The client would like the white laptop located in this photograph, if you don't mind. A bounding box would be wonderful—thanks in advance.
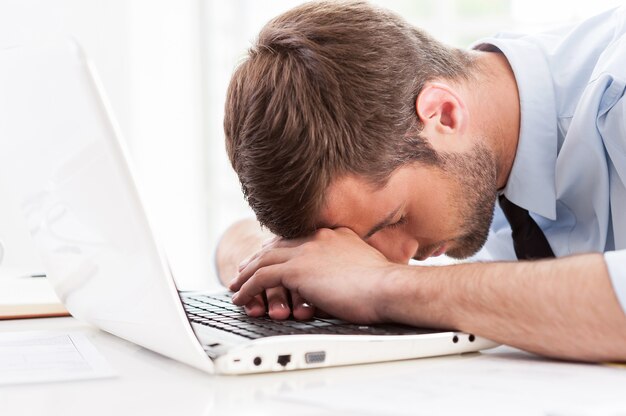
[0,39,498,375]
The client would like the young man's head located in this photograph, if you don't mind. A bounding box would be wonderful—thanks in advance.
[224,1,500,262]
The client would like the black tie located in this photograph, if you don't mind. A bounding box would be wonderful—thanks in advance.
[498,194,555,260]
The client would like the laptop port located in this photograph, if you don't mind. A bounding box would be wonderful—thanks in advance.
[277,355,291,367]
[305,351,326,364]
[253,357,262,366]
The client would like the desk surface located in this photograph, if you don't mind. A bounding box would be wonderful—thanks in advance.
[2,316,626,416]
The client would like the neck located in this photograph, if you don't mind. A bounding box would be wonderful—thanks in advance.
[468,51,521,190]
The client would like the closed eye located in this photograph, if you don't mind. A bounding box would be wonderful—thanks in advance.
[387,215,407,229]
[363,204,405,240]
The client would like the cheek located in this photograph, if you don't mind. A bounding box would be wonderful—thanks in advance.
[408,192,458,236]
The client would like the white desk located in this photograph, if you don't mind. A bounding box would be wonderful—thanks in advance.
[2,316,626,416]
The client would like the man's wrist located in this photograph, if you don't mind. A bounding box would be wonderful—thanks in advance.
[375,264,404,323]
[376,263,470,330]
[376,264,436,324]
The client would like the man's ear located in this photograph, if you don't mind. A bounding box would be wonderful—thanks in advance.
[415,82,468,146]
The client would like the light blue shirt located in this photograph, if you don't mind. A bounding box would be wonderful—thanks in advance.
[471,7,626,313]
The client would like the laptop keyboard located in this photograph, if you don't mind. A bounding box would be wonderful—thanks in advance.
[182,292,439,340]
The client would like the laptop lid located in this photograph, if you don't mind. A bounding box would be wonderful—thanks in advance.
[0,39,213,373]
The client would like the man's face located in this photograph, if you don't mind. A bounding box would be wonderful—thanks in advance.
[318,144,498,263]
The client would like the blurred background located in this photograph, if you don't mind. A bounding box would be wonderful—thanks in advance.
[0,0,622,290]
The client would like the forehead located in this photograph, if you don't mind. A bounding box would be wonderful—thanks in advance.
[318,175,380,226]
[317,167,421,230]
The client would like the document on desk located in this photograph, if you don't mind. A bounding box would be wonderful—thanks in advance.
[0,330,116,385]
[274,346,626,416]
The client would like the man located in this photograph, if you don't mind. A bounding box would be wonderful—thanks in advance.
[218,1,626,361]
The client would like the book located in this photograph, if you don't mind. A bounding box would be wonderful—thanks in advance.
[0,268,69,320]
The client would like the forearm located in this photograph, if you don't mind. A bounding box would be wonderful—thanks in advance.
[383,253,626,361]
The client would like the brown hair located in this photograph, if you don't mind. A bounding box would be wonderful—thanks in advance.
[224,1,475,238]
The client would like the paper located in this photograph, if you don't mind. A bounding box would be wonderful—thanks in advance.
[0,330,116,385]
[275,347,626,416]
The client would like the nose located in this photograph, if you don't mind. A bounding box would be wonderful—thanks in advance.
[377,236,419,264]
[400,238,420,264]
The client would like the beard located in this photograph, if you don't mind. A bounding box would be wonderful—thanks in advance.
[433,143,498,260]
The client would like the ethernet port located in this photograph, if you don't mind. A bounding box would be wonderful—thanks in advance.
[277,354,291,367]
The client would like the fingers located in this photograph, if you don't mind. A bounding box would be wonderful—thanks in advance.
[230,247,294,291]
[237,237,303,273]
[232,263,287,306]
[236,237,278,273]
[266,286,290,320]
[243,294,266,317]
[291,291,315,320]
[240,287,312,320]
[230,238,315,320]
[261,236,279,249]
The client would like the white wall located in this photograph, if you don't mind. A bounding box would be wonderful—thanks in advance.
[126,0,212,290]
[0,0,214,290]
[0,0,131,272]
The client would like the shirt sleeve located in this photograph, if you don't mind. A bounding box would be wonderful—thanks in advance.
[604,251,626,314]
[597,64,626,314]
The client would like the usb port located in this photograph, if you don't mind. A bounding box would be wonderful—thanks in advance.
[304,351,326,364]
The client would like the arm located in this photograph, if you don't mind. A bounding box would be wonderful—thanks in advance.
[215,218,274,287]
[230,227,626,362]
[384,253,626,361]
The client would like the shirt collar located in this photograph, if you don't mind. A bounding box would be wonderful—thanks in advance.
[472,36,558,220]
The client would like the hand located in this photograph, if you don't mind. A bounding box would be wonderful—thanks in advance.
[230,227,398,324]
[215,218,315,320]
[237,236,316,321]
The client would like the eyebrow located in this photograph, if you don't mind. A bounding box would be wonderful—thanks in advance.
[363,205,403,240]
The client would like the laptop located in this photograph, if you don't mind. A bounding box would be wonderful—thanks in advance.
[0,39,498,375]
